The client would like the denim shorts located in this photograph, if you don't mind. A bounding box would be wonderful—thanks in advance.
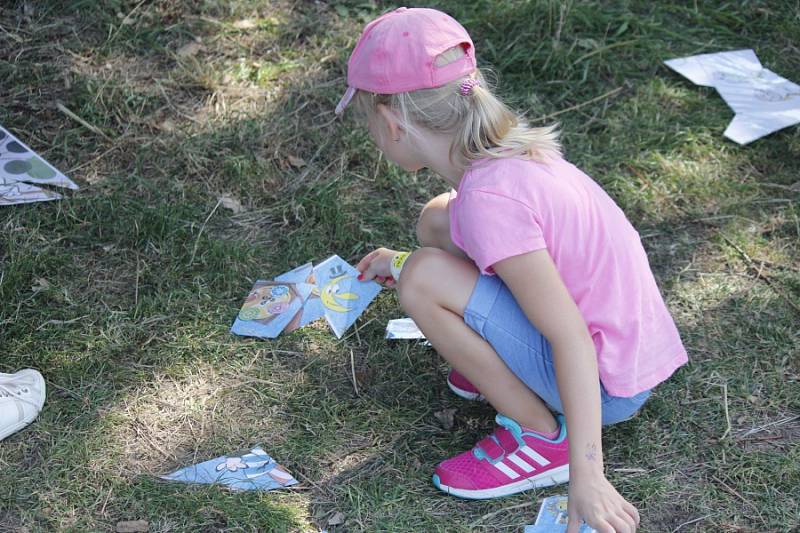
[464,274,651,426]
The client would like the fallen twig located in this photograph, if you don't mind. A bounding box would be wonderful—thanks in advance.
[55,101,112,141]
[188,199,221,265]
[720,381,731,440]
[349,349,360,396]
[671,513,713,533]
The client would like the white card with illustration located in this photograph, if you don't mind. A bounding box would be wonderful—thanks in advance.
[664,49,800,145]
[0,125,78,206]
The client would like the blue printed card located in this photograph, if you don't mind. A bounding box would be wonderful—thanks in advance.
[161,447,298,492]
[524,496,596,533]
[231,255,381,339]
[274,262,325,330]
[230,281,313,338]
[313,255,381,338]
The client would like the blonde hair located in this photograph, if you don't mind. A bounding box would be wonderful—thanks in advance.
[353,46,561,169]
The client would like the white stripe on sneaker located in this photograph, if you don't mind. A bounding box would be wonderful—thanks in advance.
[518,445,550,466]
[507,453,534,473]
[492,461,520,479]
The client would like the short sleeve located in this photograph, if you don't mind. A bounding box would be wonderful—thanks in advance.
[456,190,546,274]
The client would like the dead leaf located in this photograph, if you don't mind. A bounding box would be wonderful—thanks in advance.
[115,520,149,533]
[287,154,306,168]
[158,118,176,132]
[434,408,457,430]
[233,19,257,29]
[218,193,245,214]
[31,278,50,292]
[328,512,345,526]
[176,41,202,57]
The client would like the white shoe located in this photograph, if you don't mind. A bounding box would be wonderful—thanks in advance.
[0,369,46,441]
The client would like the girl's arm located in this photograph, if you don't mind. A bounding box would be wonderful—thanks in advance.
[493,250,640,533]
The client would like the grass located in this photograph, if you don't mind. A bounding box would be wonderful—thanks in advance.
[1,0,798,531]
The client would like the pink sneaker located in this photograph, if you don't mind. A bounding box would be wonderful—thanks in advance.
[447,368,484,401]
[433,414,569,499]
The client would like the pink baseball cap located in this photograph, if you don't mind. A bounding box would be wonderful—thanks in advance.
[335,7,476,115]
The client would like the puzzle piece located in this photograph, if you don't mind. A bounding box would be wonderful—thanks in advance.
[161,447,297,492]
[313,255,381,339]
[230,281,313,338]
[664,49,800,145]
[0,125,78,205]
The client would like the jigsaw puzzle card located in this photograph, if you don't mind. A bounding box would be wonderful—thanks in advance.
[0,179,62,206]
[230,281,313,338]
[161,447,297,492]
[275,262,325,331]
[524,496,596,533]
[313,255,381,338]
[0,126,78,206]
[664,49,800,144]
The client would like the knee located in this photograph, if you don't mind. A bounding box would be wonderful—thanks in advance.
[416,193,450,248]
[397,247,449,314]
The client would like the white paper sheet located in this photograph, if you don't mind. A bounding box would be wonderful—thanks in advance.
[385,317,426,340]
[664,49,800,144]
[0,125,78,205]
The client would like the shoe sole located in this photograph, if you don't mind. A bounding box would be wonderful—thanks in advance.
[0,418,35,442]
[447,379,484,402]
[432,464,570,499]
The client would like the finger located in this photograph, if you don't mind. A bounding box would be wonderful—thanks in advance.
[607,513,633,533]
[622,501,640,527]
[356,249,380,273]
[589,519,615,533]
[566,508,582,533]
[359,261,382,282]
[385,278,396,288]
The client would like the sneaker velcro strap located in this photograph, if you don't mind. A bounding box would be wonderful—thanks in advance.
[494,427,523,451]
[474,436,505,462]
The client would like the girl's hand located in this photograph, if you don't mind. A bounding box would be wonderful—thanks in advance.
[567,471,640,533]
[356,247,400,287]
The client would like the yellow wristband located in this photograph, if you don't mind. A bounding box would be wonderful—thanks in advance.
[389,251,411,281]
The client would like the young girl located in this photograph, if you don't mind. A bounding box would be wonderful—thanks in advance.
[338,8,687,532]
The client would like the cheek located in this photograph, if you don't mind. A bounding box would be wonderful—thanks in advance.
[366,119,386,151]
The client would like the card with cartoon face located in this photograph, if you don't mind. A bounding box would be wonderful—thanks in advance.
[231,255,381,339]
[274,262,325,332]
[230,281,314,338]
[313,255,381,338]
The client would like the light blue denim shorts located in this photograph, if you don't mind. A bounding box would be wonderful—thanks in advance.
[464,274,651,426]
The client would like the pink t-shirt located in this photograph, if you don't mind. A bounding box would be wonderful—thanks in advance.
[449,156,687,397]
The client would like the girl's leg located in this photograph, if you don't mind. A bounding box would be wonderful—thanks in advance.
[398,247,558,434]
[416,193,466,258]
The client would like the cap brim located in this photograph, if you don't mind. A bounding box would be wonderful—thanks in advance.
[335,86,357,115]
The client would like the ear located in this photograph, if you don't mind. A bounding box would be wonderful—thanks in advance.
[376,103,403,141]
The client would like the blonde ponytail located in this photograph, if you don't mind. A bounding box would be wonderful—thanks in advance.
[353,46,561,169]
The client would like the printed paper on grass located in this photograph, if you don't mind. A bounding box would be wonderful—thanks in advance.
[313,255,381,338]
[161,447,297,492]
[0,125,78,206]
[230,280,314,338]
[231,255,381,339]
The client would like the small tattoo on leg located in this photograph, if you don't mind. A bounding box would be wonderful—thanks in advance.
[585,443,598,462]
